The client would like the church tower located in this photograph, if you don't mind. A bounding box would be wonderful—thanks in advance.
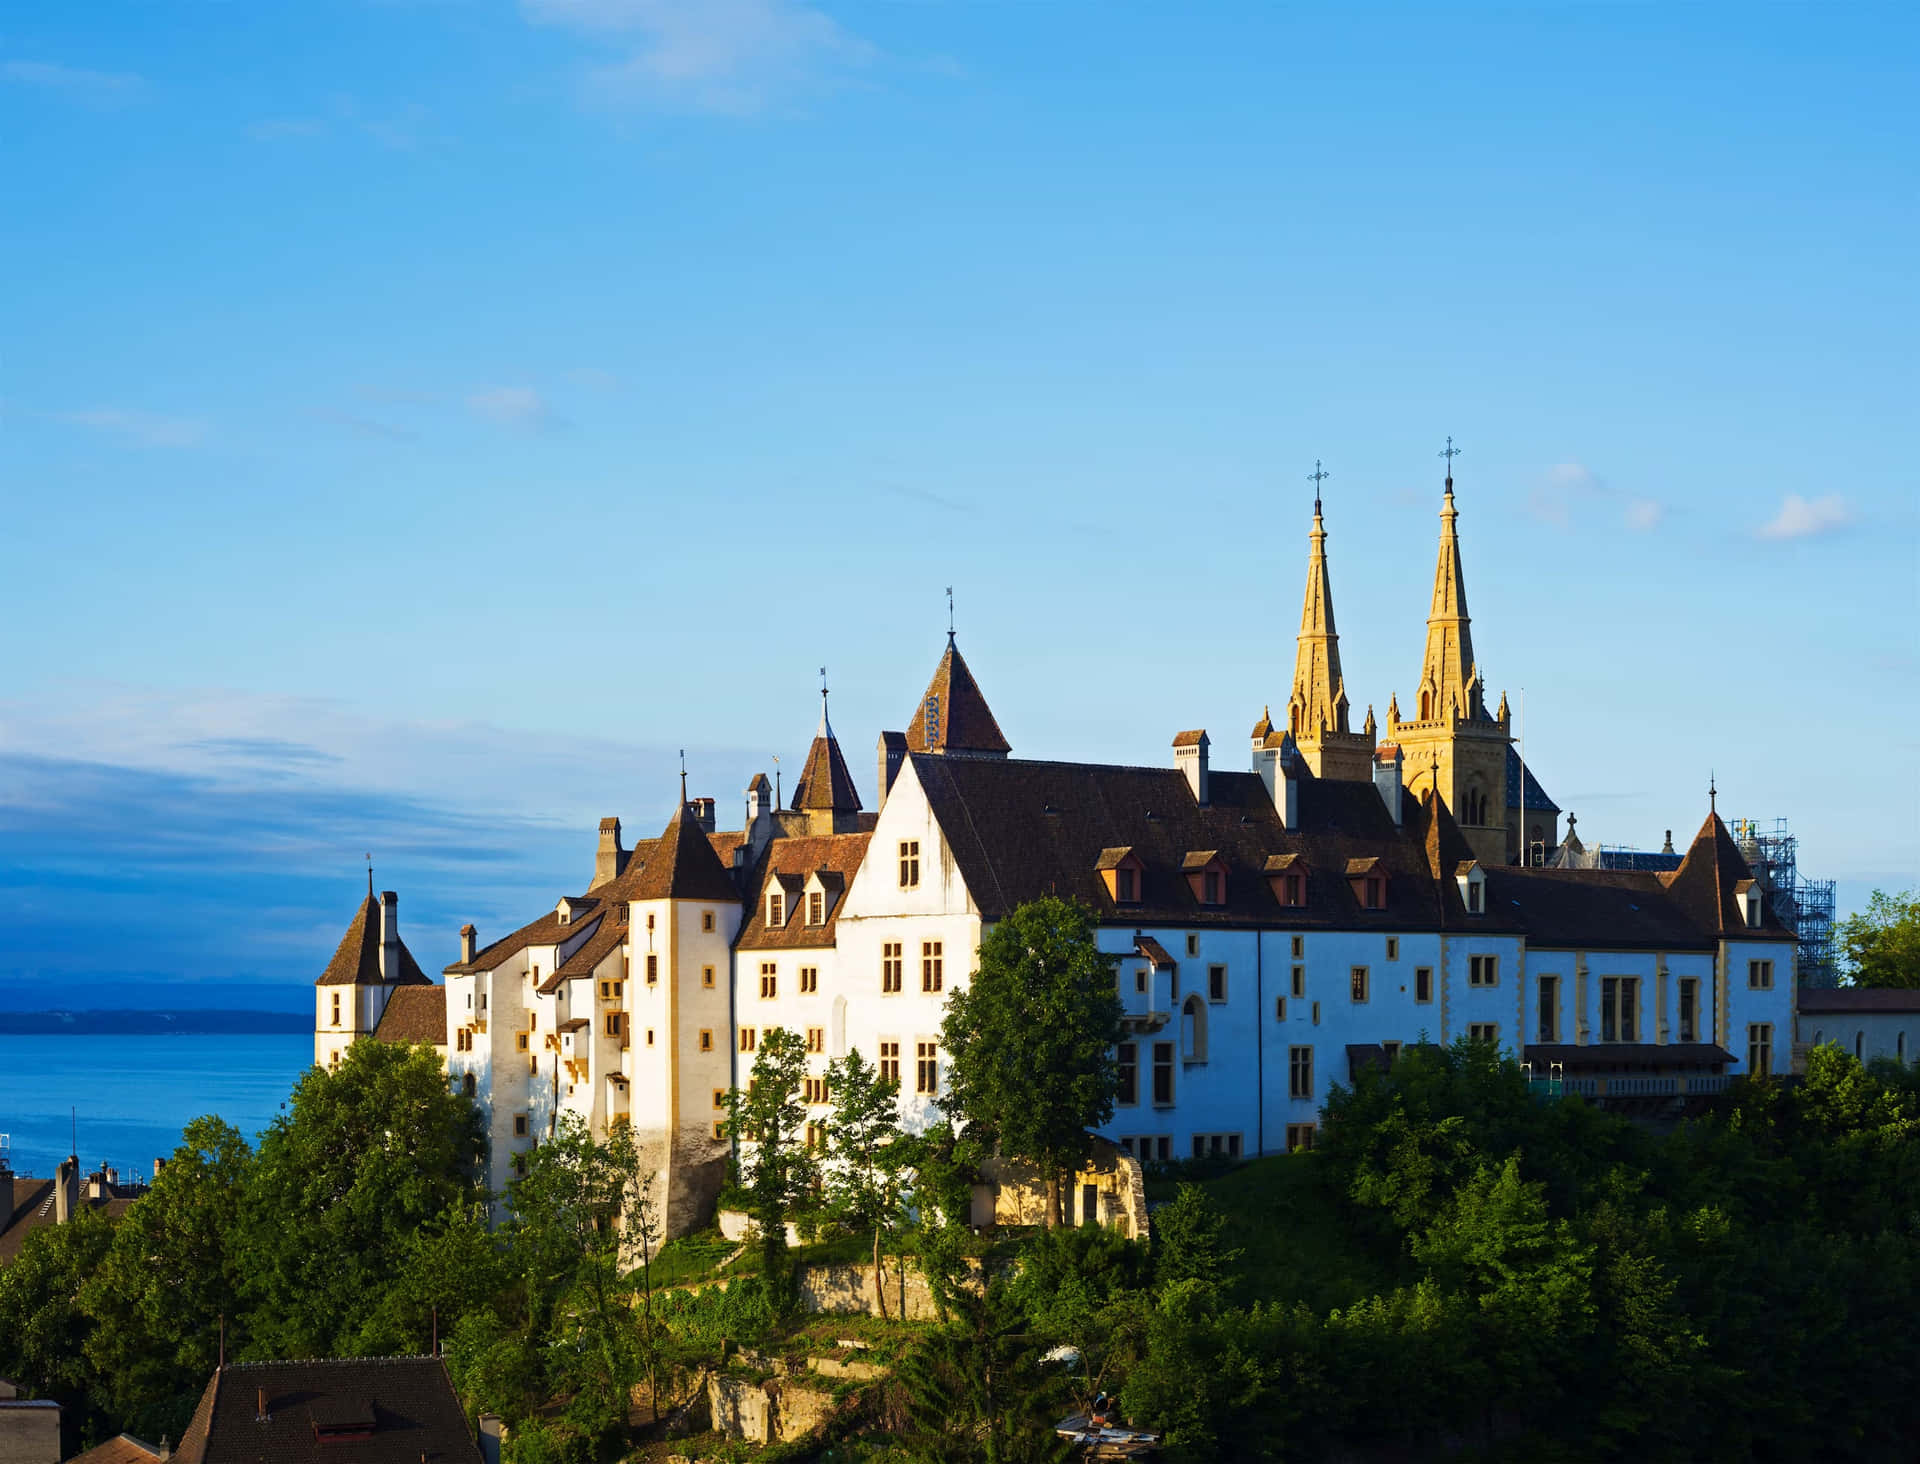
[1387,454,1512,865]
[1282,483,1376,782]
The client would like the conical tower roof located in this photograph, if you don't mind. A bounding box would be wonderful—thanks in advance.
[792,690,863,813]
[315,882,429,986]
[1664,808,1771,937]
[906,635,1010,757]
[629,798,741,903]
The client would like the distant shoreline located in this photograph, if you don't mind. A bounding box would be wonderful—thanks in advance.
[0,1011,312,1036]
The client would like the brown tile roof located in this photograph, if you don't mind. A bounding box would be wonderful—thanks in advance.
[1662,811,1796,941]
[908,754,1464,930]
[540,915,625,993]
[1171,729,1207,748]
[1133,935,1176,967]
[792,722,863,814]
[172,1357,481,1464]
[1523,1043,1735,1070]
[735,832,874,951]
[1488,866,1711,950]
[1797,987,1920,1014]
[67,1433,165,1463]
[626,802,743,903]
[906,636,1011,756]
[0,1180,133,1267]
[316,896,431,988]
[370,985,447,1047]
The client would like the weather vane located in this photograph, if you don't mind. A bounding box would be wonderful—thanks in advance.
[946,585,954,639]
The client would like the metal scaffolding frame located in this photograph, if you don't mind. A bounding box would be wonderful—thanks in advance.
[1730,817,1838,987]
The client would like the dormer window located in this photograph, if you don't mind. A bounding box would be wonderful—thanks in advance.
[1736,879,1762,929]
[768,893,784,926]
[1182,851,1229,907]
[1265,854,1307,908]
[1346,857,1386,911]
[1456,861,1486,915]
[808,890,824,926]
[1097,847,1145,906]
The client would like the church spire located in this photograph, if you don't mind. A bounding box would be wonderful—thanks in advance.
[1288,467,1348,739]
[1416,442,1477,722]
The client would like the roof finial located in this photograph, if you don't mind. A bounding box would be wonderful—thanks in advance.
[946,585,955,643]
[1708,771,1717,813]
[366,853,373,899]
[679,748,687,804]
[1308,458,1329,515]
[772,753,781,809]
[1439,435,1462,491]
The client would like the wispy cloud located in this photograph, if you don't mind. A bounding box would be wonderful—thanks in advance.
[1530,460,1666,534]
[49,407,207,448]
[1624,498,1664,532]
[468,385,555,429]
[2,59,144,105]
[1757,493,1853,541]
[523,0,874,116]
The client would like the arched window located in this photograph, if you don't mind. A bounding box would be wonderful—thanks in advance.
[1855,1032,1865,1059]
[1420,690,1432,719]
[1290,705,1300,735]
[1812,1030,1822,1046]
[1181,994,1209,1064]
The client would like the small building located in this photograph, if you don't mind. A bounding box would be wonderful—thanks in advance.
[1797,987,1920,1068]
[0,1387,60,1464]
[170,1357,480,1464]
[314,881,434,1071]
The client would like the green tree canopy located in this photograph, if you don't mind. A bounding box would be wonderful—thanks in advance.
[723,1025,817,1311]
[822,1045,912,1317]
[1839,888,1920,988]
[940,895,1123,1226]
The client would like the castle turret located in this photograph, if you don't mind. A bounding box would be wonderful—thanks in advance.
[790,681,864,834]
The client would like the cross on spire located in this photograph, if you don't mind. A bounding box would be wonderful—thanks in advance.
[679,748,687,803]
[1439,435,1462,488]
[366,853,372,898]
[945,586,954,642]
[1708,771,1717,813]
[1307,459,1330,514]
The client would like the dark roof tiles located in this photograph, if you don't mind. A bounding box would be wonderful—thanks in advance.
[172,1357,482,1464]
[370,985,447,1046]
[906,638,1011,756]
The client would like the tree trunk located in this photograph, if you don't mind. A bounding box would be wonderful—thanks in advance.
[1046,1166,1062,1228]
[873,1225,890,1319]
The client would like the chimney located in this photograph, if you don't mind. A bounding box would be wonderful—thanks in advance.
[1276,734,1302,829]
[459,924,477,964]
[153,1156,167,1181]
[745,775,774,855]
[377,891,400,982]
[1662,829,1675,855]
[692,798,716,834]
[1172,730,1209,805]
[594,817,624,887]
[54,1155,78,1225]
[256,1388,269,1422]
[1373,743,1404,826]
[158,1437,171,1462]
[877,732,907,811]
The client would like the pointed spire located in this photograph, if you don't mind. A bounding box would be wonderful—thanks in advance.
[906,635,1010,757]
[1416,443,1477,723]
[630,795,739,902]
[1290,472,1349,738]
[793,670,863,818]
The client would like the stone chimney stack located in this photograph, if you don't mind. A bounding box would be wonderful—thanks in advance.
[379,891,400,982]
[54,1154,78,1225]
[459,924,477,964]
[876,732,907,811]
[692,798,716,834]
[1173,730,1209,805]
[744,775,774,856]
[594,817,625,887]
[1373,743,1404,826]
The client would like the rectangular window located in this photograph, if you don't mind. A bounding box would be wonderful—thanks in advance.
[1203,870,1222,905]
[713,1121,726,1140]
[879,1040,901,1082]
[916,1041,938,1095]
[804,1122,825,1150]
[1186,933,1199,957]
[1748,959,1774,990]
[646,954,659,985]
[1284,873,1304,906]
[1291,965,1306,999]
[529,1012,537,1033]
[1152,1042,1175,1105]
[803,1076,830,1105]
[1289,1045,1313,1099]
[1467,881,1486,914]
[1469,954,1498,987]
[1135,967,1148,993]
[703,965,715,989]
[1208,965,1227,1002]
[1415,967,1433,1003]
[1468,1022,1498,1044]
[899,840,920,889]
[1312,1000,1320,1025]
[703,910,715,932]
[1386,937,1399,961]
[513,1114,529,1137]
[768,893,783,926]
[759,963,777,1000]
[1382,1040,1402,1063]
[714,1088,726,1109]
[1116,867,1137,902]
[1286,1123,1315,1153]
[800,966,819,994]
[1748,1022,1773,1077]
[808,890,824,926]
[1678,978,1698,1043]
[646,1028,655,1047]
[804,1026,824,1054]
[922,941,944,993]
[605,1013,622,1039]
[699,1028,713,1052]
[517,1031,530,1052]
[1363,876,1385,910]
[1600,977,1639,1043]
[330,992,342,1026]
[1117,1042,1138,1105]
[739,1027,756,1053]
[1537,976,1558,1043]
[1275,995,1286,1021]
[882,943,903,994]
[1291,935,1304,959]
[1350,966,1369,1003]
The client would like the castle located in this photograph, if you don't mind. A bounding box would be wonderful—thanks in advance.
[315,469,1799,1235]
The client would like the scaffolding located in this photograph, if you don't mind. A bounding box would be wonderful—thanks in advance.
[1730,817,1839,987]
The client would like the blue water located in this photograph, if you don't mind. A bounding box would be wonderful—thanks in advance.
[0,1034,313,1179]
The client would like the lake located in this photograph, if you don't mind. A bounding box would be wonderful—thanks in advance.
[0,1033,313,1179]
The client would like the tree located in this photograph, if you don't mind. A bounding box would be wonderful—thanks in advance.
[1151,1183,1242,1293]
[1839,888,1920,988]
[239,1038,487,1358]
[940,896,1123,1227]
[822,1046,912,1317]
[723,1027,817,1313]
[895,1279,1075,1464]
[0,1212,115,1444]
[79,1117,255,1442]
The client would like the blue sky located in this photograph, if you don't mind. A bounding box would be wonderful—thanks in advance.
[3,1,1915,1000]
